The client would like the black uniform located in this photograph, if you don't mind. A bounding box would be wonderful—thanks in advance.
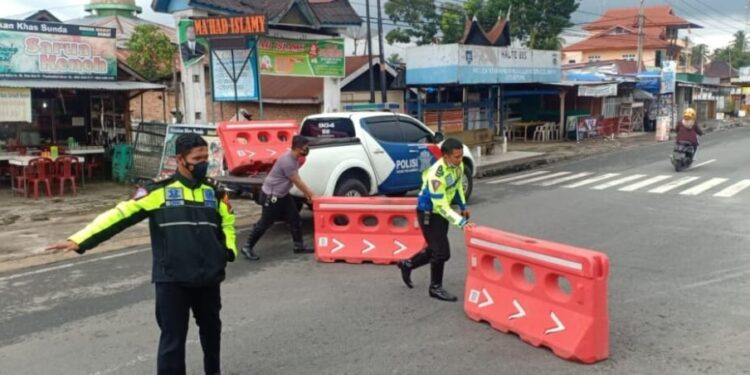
[69,173,237,375]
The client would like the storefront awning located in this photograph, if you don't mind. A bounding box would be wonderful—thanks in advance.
[0,80,166,91]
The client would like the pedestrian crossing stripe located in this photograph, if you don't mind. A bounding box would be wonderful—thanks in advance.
[485,171,750,198]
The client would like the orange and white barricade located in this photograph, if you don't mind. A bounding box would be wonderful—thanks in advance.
[217,120,298,175]
[313,197,425,264]
[464,226,609,363]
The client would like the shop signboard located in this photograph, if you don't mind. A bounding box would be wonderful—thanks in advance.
[0,88,31,122]
[660,61,677,94]
[655,116,670,142]
[158,124,224,179]
[739,67,750,83]
[258,37,345,78]
[0,18,116,80]
[406,44,561,85]
[210,40,259,101]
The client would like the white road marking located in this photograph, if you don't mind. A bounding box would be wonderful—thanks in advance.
[714,179,750,198]
[619,175,673,192]
[680,178,729,196]
[537,172,593,186]
[592,174,647,190]
[486,171,550,184]
[511,172,572,185]
[564,173,620,188]
[0,249,146,283]
[692,159,716,168]
[648,176,700,194]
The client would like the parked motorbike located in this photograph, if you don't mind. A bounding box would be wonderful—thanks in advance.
[671,141,694,172]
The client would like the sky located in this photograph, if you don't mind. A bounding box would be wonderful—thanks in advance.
[0,0,745,54]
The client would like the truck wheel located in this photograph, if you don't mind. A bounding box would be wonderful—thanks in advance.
[335,178,368,197]
[462,167,474,201]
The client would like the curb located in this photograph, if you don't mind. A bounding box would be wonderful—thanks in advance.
[476,121,747,180]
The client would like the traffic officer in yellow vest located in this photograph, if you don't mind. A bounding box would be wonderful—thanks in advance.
[47,133,237,375]
[397,138,475,302]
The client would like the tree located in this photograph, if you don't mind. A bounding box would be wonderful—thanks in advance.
[462,0,579,50]
[384,0,440,45]
[691,43,709,69]
[387,53,404,65]
[712,30,750,69]
[733,30,747,53]
[126,24,176,81]
[439,3,466,44]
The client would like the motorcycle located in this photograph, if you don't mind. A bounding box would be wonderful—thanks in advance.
[671,141,695,172]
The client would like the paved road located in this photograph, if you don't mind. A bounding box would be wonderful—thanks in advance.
[1,128,750,374]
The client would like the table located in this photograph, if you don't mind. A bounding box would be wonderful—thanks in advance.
[0,152,20,161]
[9,156,87,196]
[510,122,545,142]
[68,147,106,156]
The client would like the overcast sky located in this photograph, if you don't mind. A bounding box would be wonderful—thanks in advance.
[0,0,745,53]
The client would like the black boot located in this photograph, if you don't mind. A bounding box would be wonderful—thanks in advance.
[241,244,260,260]
[397,260,414,288]
[293,242,314,254]
[429,262,457,302]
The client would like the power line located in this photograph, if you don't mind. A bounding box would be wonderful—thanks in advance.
[663,0,742,35]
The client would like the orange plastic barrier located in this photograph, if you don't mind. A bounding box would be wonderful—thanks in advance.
[313,197,425,264]
[218,120,298,175]
[464,226,609,364]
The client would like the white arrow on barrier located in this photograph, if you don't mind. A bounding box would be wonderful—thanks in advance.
[392,240,407,255]
[361,240,375,254]
[237,150,256,158]
[508,299,526,320]
[330,239,345,254]
[544,312,566,335]
[266,148,277,156]
[478,288,494,308]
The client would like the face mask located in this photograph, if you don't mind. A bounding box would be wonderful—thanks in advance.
[684,119,695,128]
[300,147,310,157]
[186,161,209,181]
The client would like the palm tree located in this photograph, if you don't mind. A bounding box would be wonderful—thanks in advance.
[387,53,404,65]
[691,43,709,71]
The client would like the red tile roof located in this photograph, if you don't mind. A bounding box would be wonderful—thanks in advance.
[583,5,698,31]
[562,26,671,52]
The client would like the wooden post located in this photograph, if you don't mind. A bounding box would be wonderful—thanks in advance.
[559,90,567,140]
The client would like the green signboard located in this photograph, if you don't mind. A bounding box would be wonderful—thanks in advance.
[177,19,209,68]
[0,18,116,80]
[258,37,344,78]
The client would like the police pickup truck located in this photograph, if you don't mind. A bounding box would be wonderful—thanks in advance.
[219,111,476,204]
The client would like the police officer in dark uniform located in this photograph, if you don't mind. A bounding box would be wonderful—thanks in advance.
[241,135,316,260]
[47,133,237,375]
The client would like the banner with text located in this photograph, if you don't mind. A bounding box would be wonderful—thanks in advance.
[258,37,345,78]
[158,124,224,179]
[0,88,31,122]
[0,18,116,80]
[210,39,259,102]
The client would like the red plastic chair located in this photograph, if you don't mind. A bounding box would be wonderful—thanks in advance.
[85,157,101,179]
[15,157,53,199]
[55,156,79,196]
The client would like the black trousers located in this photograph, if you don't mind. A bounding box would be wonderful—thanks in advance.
[155,283,222,375]
[245,192,303,248]
[409,211,451,286]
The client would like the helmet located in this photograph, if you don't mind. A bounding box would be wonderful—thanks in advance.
[683,108,696,120]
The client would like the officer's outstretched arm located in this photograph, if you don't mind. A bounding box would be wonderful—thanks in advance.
[67,189,163,254]
[218,195,238,260]
[427,173,467,228]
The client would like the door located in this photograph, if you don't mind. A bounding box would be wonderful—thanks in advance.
[397,116,442,188]
[360,115,413,193]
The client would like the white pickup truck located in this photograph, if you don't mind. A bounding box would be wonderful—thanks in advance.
[219,111,476,204]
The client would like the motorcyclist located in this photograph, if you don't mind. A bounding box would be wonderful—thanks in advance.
[675,108,703,159]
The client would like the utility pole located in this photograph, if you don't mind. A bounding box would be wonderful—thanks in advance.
[377,0,388,103]
[636,0,645,74]
[366,0,375,103]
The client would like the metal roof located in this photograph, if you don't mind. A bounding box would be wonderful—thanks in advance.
[0,80,165,91]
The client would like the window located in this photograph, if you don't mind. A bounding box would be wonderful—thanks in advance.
[568,59,577,64]
[603,97,623,119]
[301,118,355,138]
[398,117,432,143]
[588,55,601,62]
[622,54,636,61]
[363,116,402,142]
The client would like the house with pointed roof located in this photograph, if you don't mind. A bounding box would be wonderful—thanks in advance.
[460,17,510,47]
[562,6,700,69]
